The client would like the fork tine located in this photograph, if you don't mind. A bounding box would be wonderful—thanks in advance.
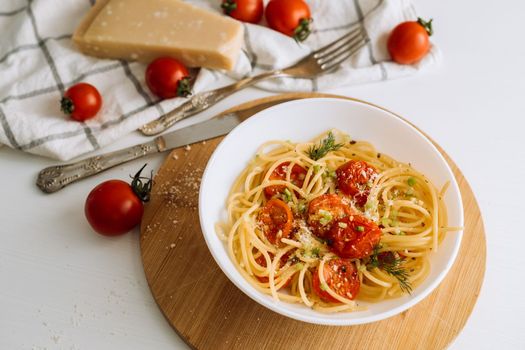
[317,31,367,64]
[321,39,368,71]
[315,28,365,61]
[312,25,363,57]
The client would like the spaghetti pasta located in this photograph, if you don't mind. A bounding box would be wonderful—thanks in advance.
[216,130,458,312]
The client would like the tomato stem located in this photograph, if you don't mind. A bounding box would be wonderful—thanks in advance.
[130,164,153,202]
[60,97,74,115]
[293,18,312,43]
[221,0,237,15]
[417,17,433,36]
[177,77,192,98]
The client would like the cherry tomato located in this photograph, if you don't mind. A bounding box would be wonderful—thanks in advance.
[258,198,293,245]
[387,18,433,65]
[313,258,360,302]
[145,57,191,99]
[85,165,152,236]
[307,194,352,238]
[60,83,102,121]
[265,0,312,42]
[327,215,381,259]
[254,253,292,287]
[264,162,307,199]
[336,160,377,206]
[221,0,263,24]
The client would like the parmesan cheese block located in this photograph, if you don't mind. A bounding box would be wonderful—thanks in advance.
[73,0,244,71]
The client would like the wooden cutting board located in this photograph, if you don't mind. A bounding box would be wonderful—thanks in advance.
[140,93,486,350]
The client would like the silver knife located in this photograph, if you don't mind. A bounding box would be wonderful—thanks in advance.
[36,98,296,193]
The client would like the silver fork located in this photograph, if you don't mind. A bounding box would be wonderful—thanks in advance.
[139,25,368,136]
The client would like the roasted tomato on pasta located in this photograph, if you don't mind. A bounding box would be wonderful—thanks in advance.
[218,130,458,313]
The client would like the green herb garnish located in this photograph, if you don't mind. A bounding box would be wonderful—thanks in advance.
[355,225,365,232]
[407,177,416,186]
[307,132,343,161]
[318,210,333,226]
[311,247,321,258]
[368,246,412,294]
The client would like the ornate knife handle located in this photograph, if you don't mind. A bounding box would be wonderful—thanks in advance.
[36,138,165,194]
[139,70,283,136]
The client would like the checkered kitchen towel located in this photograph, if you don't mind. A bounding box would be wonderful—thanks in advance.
[0,0,440,161]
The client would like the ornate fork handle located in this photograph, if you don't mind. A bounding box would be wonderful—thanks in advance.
[139,70,284,136]
[36,138,165,193]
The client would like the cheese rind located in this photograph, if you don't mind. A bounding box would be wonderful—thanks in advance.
[73,0,243,71]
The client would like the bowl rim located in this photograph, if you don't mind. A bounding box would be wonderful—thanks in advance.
[198,97,464,326]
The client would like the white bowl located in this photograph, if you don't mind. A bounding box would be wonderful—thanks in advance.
[198,98,463,326]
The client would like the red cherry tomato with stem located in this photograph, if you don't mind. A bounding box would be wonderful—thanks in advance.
[145,57,191,99]
[387,17,433,65]
[265,0,312,42]
[60,83,102,122]
[221,0,263,24]
[85,164,152,236]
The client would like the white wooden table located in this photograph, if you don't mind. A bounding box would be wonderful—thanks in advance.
[1,0,524,349]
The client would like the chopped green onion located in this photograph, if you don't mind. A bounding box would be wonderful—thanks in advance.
[319,210,333,226]
[313,165,321,173]
[283,188,292,202]
[338,222,348,229]
[320,283,328,291]
[407,177,416,186]
[355,225,365,232]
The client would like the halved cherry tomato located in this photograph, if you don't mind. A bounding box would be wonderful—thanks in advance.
[265,0,312,42]
[258,198,293,245]
[387,18,433,65]
[307,194,352,238]
[336,160,378,206]
[145,57,191,99]
[313,258,360,302]
[60,83,102,121]
[221,0,263,24]
[327,215,381,259]
[264,162,307,199]
[254,252,292,287]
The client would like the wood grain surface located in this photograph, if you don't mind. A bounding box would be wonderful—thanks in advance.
[140,93,486,350]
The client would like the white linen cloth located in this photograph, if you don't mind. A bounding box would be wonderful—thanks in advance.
[0,0,440,160]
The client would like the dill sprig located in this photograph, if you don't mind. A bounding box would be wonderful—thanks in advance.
[368,246,413,294]
[306,131,343,161]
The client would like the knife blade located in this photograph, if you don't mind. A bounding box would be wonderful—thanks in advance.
[36,97,297,193]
